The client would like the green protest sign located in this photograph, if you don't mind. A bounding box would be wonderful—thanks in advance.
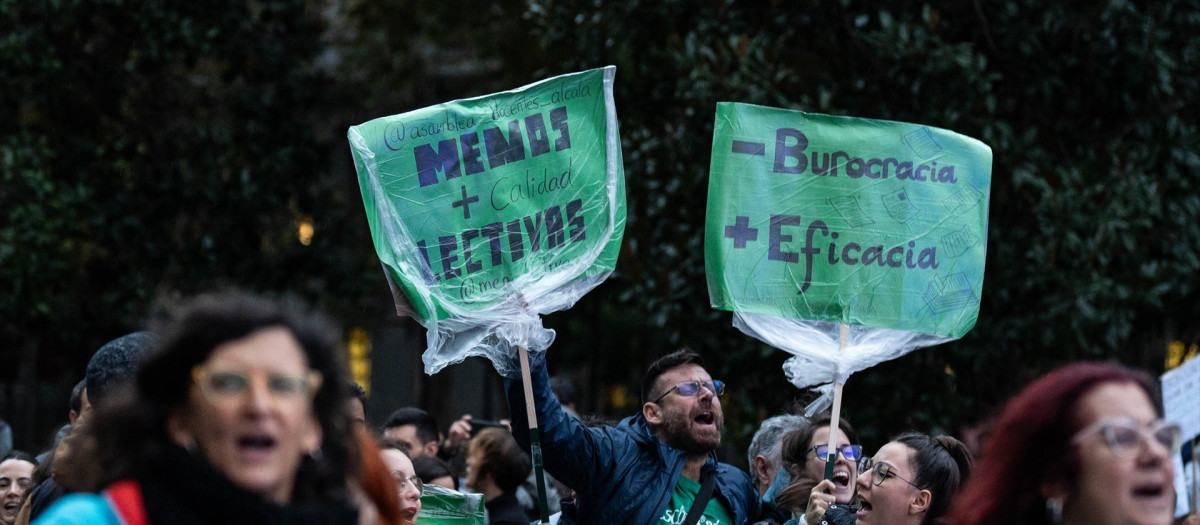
[705,103,992,338]
[348,67,625,327]
[352,69,625,523]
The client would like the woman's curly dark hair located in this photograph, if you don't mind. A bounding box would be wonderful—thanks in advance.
[93,289,357,503]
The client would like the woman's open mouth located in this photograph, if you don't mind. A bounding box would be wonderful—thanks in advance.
[832,469,851,489]
[237,434,277,460]
[856,498,872,518]
[1131,479,1173,510]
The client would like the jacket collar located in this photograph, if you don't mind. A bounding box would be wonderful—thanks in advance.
[619,412,720,470]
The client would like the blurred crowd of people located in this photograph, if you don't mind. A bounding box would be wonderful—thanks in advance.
[0,289,1193,525]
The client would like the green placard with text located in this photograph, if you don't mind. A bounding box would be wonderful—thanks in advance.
[705,103,992,338]
[349,67,625,323]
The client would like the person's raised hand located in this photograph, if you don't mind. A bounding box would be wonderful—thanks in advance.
[805,479,837,525]
[443,414,473,453]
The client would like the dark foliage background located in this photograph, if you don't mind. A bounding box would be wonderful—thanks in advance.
[4,0,1198,455]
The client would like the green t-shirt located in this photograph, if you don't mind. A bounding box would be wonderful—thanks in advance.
[657,475,735,525]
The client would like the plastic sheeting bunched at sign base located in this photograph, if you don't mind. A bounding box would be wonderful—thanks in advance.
[416,485,485,525]
[705,103,992,407]
[348,67,626,374]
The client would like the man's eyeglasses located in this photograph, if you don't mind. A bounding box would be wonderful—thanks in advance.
[192,366,323,407]
[1071,417,1182,458]
[807,444,864,462]
[650,380,725,404]
[860,457,920,488]
[392,473,424,495]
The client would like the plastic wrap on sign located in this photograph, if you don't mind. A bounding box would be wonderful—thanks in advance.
[705,103,992,409]
[415,485,485,525]
[349,67,626,374]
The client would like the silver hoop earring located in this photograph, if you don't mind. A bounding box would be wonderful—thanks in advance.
[1045,497,1063,525]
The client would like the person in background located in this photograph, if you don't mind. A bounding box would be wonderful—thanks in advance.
[347,382,369,428]
[1,452,36,525]
[549,375,578,419]
[855,432,972,525]
[948,361,1179,525]
[34,289,360,525]
[382,408,442,459]
[28,379,85,489]
[465,428,531,525]
[450,415,561,519]
[345,397,404,525]
[774,416,862,525]
[747,414,808,524]
[22,332,157,523]
[378,439,421,525]
[66,380,87,430]
[412,455,457,490]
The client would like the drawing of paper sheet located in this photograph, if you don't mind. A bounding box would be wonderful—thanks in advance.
[903,127,942,158]
[940,225,980,258]
[923,272,978,314]
[948,185,985,216]
[827,195,874,227]
[882,189,919,223]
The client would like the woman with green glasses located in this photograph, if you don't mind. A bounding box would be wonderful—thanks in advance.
[854,432,973,525]
[948,362,1180,525]
[773,416,862,525]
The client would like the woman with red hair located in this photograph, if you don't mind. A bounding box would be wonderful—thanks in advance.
[947,361,1180,525]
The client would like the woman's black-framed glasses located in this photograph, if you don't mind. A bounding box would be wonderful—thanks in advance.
[806,444,864,462]
[860,457,920,488]
[650,380,725,404]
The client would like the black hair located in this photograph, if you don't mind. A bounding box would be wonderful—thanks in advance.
[85,331,157,407]
[95,289,355,503]
[894,432,974,525]
[775,415,861,512]
[348,381,368,408]
[549,375,576,406]
[379,438,413,456]
[69,378,86,414]
[641,347,706,404]
[1,450,37,466]
[779,414,861,475]
[412,455,458,490]
[383,407,439,445]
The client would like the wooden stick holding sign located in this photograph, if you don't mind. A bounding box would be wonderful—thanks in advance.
[824,323,850,482]
[705,104,992,500]
[1192,436,1198,519]
[348,66,626,525]
[518,346,551,523]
